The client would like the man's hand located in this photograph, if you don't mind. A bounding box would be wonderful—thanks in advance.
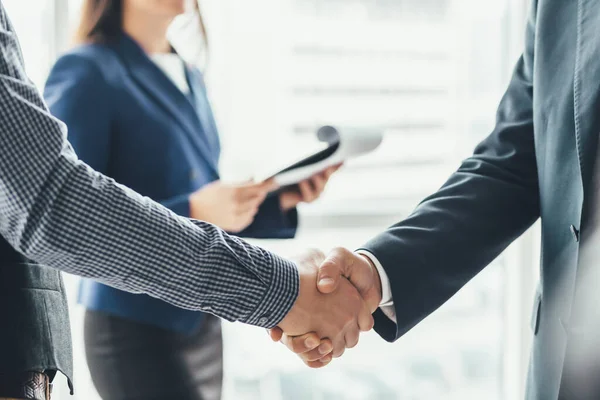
[276,249,374,358]
[318,248,383,312]
[268,330,335,368]
[271,248,383,367]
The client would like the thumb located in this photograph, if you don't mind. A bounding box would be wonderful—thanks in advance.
[317,248,349,294]
[268,327,284,342]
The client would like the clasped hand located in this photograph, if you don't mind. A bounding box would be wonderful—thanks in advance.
[274,248,383,367]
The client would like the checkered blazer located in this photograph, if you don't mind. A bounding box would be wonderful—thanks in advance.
[0,2,298,328]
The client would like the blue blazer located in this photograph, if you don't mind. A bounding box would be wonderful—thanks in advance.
[44,34,298,334]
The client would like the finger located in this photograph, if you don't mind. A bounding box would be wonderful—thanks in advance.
[236,199,263,216]
[305,353,333,368]
[235,192,265,214]
[357,298,375,332]
[332,339,346,358]
[260,178,279,192]
[269,327,283,342]
[324,163,341,179]
[297,339,334,362]
[344,324,360,349]
[281,332,321,354]
[238,189,269,204]
[230,210,258,233]
[298,180,316,202]
[233,211,259,232]
[310,174,326,196]
[317,247,350,294]
[242,189,270,208]
[239,211,258,230]
[237,180,276,200]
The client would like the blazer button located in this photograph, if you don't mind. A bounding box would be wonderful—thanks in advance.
[570,225,580,243]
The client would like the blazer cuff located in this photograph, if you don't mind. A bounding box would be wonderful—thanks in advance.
[242,254,300,328]
[372,308,400,342]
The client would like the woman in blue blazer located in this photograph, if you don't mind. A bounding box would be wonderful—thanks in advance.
[44,1,338,399]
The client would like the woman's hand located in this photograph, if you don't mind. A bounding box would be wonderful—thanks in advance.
[190,179,277,233]
[279,164,342,211]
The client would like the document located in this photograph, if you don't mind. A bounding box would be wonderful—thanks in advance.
[254,126,383,186]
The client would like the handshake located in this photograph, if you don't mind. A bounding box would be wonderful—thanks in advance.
[269,248,383,368]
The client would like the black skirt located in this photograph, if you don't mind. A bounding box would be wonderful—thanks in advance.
[83,310,223,400]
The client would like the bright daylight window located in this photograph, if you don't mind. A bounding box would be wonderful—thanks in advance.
[3,0,532,399]
[2,0,56,88]
[209,0,529,399]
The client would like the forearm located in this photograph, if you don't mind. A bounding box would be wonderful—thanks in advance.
[0,8,298,328]
[363,35,540,340]
[2,135,298,327]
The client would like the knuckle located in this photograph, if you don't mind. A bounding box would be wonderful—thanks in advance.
[319,259,336,270]
[303,350,321,362]
[310,248,325,259]
[344,314,355,327]
[333,348,345,358]
[366,316,375,331]
[332,247,347,257]
[292,340,306,353]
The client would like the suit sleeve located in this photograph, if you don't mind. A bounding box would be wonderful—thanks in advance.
[362,0,541,342]
[0,7,298,329]
[238,194,299,239]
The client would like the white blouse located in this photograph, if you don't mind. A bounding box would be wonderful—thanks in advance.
[150,53,191,95]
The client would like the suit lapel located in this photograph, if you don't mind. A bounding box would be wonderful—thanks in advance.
[113,35,219,176]
[574,0,600,191]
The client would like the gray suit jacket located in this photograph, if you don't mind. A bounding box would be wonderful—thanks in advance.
[363,1,599,398]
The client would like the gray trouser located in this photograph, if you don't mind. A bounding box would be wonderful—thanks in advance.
[84,311,223,400]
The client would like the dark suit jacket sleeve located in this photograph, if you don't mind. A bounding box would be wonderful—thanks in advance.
[0,6,299,329]
[239,194,299,239]
[361,0,541,342]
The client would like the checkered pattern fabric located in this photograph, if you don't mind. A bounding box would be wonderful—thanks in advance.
[0,2,298,328]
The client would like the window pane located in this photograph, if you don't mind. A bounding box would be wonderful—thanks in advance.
[2,0,55,88]
[211,0,515,398]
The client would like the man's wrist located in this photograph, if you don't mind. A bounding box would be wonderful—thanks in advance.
[356,250,394,306]
[358,253,383,306]
[243,254,300,328]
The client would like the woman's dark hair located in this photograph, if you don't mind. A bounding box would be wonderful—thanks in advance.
[74,0,208,49]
